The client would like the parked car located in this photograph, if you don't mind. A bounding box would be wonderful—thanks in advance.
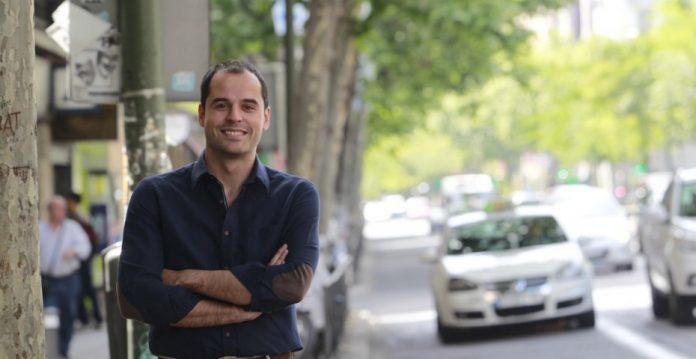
[635,172,672,250]
[440,173,498,215]
[430,206,595,343]
[548,185,635,271]
[639,168,696,325]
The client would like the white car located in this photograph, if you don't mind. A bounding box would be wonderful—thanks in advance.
[549,185,634,271]
[640,168,696,325]
[431,206,595,342]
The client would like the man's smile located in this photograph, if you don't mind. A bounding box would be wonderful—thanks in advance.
[220,127,249,138]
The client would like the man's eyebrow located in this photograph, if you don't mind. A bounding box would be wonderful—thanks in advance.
[241,98,260,106]
[211,97,230,104]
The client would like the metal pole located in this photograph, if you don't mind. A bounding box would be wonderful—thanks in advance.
[285,0,294,141]
[120,0,171,186]
[113,1,169,358]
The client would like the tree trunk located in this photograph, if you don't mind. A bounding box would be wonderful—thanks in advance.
[0,1,46,358]
[316,0,358,233]
[287,0,339,179]
[336,101,368,265]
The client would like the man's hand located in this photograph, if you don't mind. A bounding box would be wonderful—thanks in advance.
[172,300,263,328]
[162,268,182,286]
[162,244,288,286]
[162,244,289,287]
[62,248,77,260]
[268,244,288,266]
[160,244,289,307]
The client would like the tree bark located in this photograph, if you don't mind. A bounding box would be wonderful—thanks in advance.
[0,1,46,358]
[335,102,368,266]
[287,0,339,179]
[316,0,358,233]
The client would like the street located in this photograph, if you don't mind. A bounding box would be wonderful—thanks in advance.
[344,232,696,359]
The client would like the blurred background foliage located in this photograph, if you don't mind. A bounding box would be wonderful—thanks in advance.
[210,0,696,198]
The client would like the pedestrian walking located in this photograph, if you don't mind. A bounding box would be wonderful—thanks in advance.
[40,196,92,359]
[118,59,319,359]
[66,192,104,328]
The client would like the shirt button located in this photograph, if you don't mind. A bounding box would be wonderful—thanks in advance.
[218,199,224,204]
[224,230,230,236]
[225,332,231,337]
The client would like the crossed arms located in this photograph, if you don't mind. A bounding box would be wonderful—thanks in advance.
[117,178,319,328]
[162,244,288,327]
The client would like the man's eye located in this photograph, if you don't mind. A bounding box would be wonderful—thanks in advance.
[213,103,229,110]
[242,104,256,112]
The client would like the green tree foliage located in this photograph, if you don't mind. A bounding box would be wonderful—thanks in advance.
[363,0,696,196]
[210,0,279,62]
[362,129,467,198]
[358,0,572,142]
[520,0,696,166]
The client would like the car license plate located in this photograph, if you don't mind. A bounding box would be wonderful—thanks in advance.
[495,292,545,309]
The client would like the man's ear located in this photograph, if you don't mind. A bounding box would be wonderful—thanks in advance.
[197,103,205,127]
[263,106,271,131]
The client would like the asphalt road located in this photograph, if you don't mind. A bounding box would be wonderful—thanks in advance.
[346,232,696,359]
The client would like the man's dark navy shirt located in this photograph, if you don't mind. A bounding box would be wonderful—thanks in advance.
[118,154,320,359]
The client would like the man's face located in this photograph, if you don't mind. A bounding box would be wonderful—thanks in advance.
[48,199,67,223]
[198,70,271,159]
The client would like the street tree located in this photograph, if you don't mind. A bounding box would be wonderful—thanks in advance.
[0,0,46,357]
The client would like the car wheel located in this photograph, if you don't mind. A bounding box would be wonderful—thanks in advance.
[437,317,459,344]
[669,291,695,326]
[650,284,669,319]
[577,310,595,328]
[295,311,317,359]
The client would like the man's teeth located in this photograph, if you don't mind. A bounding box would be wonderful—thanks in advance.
[222,129,245,135]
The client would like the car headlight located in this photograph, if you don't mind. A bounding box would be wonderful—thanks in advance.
[556,262,585,280]
[448,277,478,291]
[676,237,696,252]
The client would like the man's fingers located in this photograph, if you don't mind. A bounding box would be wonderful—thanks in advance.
[161,269,177,285]
[278,246,289,263]
[268,244,289,265]
[246,311,262,321]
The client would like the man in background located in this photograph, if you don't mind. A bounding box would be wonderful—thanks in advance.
[66,192,104,328]
[40,196,92,359]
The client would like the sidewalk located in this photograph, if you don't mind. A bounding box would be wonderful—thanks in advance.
[335,264,373,359]
[335,311,372,359]
[71,323,109,358]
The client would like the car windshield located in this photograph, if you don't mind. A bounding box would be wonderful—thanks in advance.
[447,216,567,255]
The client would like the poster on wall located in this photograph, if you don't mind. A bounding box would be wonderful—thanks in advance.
[47,0,120,104]
[69,28,120,103]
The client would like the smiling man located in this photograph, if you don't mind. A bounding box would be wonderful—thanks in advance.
[118,60,320,359]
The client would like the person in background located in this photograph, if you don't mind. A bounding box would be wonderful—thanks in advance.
[40,196,92,359]
[66,192,103,328]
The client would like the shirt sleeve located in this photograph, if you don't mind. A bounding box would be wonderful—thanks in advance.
[118,178,201,327]
[71,221,92,261]
[230,180,320,313]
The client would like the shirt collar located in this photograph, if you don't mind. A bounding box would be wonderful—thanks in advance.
[191,152,270,193]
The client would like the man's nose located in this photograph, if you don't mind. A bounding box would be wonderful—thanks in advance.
[226,105,243,121]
